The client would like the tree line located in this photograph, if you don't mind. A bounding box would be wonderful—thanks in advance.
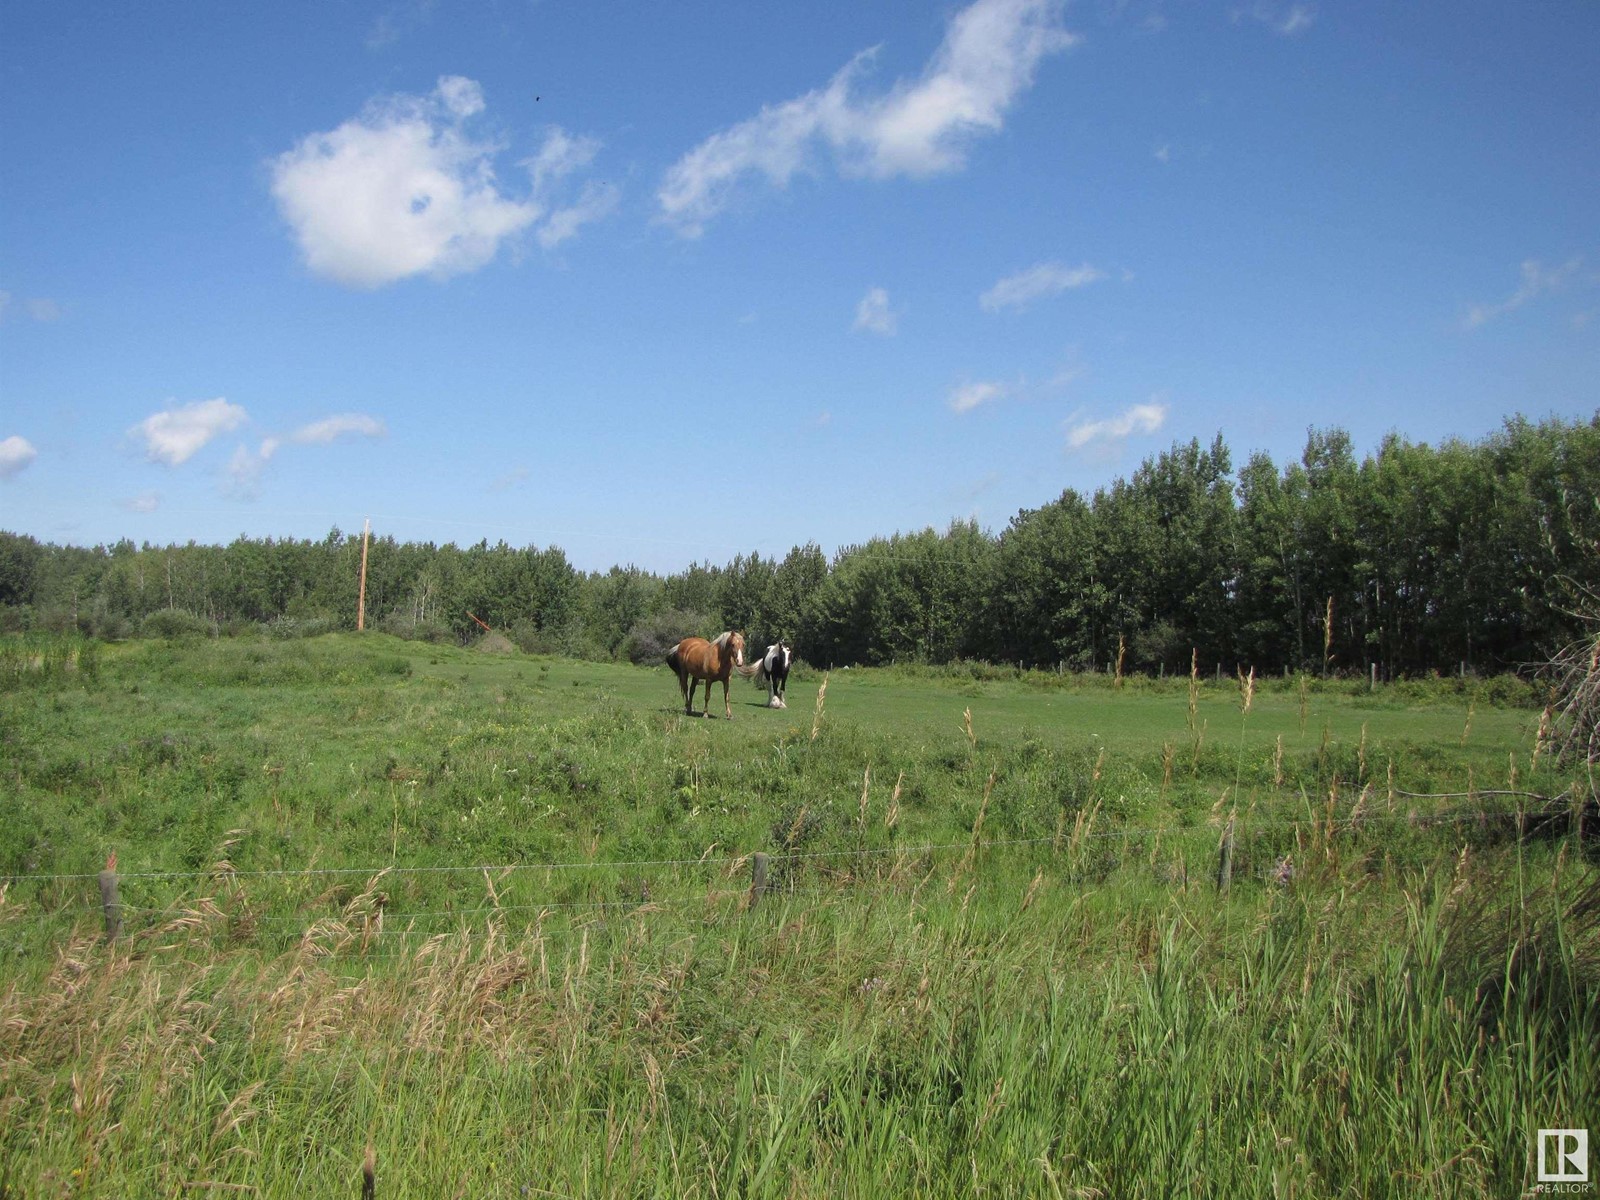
[3,413,1596,678]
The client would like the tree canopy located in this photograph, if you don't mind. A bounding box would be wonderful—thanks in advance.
[4,415,1596,677]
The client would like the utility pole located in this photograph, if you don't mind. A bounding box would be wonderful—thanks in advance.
[357,518,371,631]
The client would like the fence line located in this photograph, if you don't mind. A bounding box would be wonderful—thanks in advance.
[0,803,1545,888]
[5,793,1584,951]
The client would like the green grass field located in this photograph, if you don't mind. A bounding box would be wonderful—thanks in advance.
[1,633,1595,1197]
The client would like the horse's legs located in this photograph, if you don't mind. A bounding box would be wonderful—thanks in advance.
[677,671,691,714]
[722,673,733,719]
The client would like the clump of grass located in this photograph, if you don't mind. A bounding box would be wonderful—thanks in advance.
[810,671,829,741]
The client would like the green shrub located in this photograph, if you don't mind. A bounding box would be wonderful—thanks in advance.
[622,608,712,665]
[141,608,214,639]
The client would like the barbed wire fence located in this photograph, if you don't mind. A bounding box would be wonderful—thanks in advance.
[3,788,1590,962]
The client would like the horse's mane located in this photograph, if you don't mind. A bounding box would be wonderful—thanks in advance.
[712,630,760,677]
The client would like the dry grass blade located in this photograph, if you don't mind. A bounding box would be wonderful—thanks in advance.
[810,672,829,742]
[1542,617,1600,770]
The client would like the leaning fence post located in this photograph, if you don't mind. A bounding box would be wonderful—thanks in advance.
[98,854,122,941]
[1216,819,1235,896]
[749,853,769,909]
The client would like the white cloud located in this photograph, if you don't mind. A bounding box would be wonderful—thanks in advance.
[980,261,1106,311]
[853,287,898,335]
[229,413,386,498]
[122,492,161,513]
[0,435,38,479]
[538,181,621,249]
[271,79,611,288]
[287,413,387,446]
[527,127,599,193]
[365,0,436,49]
[131,398,247,466]
[1237,2,1316,35]
[1463,257,1584,329]
[658,0,1075,235]
[949,380,1007,414]
[227,445,270,498]
[1065,399,1168,450]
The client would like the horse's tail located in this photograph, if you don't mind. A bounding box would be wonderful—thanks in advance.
[665,644,682,673]
[751,661,770,687]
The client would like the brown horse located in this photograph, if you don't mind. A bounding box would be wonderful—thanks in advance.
[666,631,755,718]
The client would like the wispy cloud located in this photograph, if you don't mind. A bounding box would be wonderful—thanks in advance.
[229,413,386,497]
[949,380,1007,414]
[1064,399,1168,450]
[1463,257,1584,329]
[853,287,898,335]
[980,261,1106,311]
[365,0,436,49]
[286,413,387,447]
[1236,2,1316,35]
[658,0,1075,236]
[538,181,621,250]
[271,78,612,288]
[0,291,62,323]
[131,398,248,466]
[122,492,161,513]
[0,435,38,479]
[489,466,530,493]
[525,129,622,249]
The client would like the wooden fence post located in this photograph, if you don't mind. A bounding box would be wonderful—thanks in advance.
[749,853,769,909]
[1216,819,1235,896]
[98,860,122,941]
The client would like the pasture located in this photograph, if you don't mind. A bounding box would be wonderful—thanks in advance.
[1,632,1595,1198]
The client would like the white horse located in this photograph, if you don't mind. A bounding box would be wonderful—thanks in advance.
[753,641,793,708]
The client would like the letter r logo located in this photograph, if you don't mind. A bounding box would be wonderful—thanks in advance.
[1538,1128,1589,1182]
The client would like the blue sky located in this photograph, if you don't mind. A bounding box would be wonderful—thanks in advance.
[1,0,1595,574]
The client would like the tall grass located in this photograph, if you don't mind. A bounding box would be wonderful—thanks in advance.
[1,633,1591,1196]
[2,842,1593,1196]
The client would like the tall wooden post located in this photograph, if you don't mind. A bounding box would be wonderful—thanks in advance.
[357,518,371,632]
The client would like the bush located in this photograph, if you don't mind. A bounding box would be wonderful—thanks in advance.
[622,609,711,666]
[508,621,613,661]
[141,608,214,639]
[376,611,455,644]
[262,615,338,640]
